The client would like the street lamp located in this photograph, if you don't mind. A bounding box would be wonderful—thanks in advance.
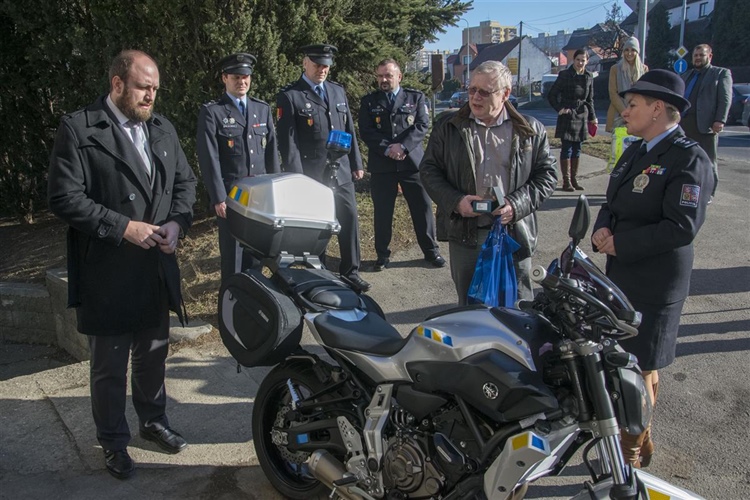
[461,18,471,88]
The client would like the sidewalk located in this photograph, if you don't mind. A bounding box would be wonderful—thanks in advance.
[1,154,613,499]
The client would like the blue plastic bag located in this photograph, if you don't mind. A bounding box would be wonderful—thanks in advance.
[467,218,521,307]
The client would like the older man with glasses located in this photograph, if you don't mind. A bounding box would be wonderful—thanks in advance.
[421,60,557,305]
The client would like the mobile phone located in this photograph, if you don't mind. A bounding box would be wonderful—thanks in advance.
[472,200,492,213]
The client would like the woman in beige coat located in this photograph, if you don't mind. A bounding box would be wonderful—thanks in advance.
[606,37,648,132]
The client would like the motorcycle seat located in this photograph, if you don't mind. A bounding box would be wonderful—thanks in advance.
[313,311,407,356]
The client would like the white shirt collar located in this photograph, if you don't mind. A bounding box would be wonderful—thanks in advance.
[106,95,130,126]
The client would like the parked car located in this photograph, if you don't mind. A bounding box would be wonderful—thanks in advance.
[449,91,468,108]
[742,97,750,132]
[728,83,750,124]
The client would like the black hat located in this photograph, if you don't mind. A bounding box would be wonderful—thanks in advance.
[218,53,257,75]
[619,69,690,114]
[300,44,338,66]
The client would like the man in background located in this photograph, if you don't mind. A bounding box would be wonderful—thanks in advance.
[681,44,732,201]
[359,59,444,271]
[197,53,279,281]
[276,44,370,291]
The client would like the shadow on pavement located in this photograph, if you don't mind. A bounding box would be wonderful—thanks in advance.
[689,266,750,295]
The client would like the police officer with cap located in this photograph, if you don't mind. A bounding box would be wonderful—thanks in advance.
[276,43,370,291]
[591,69,714,469]
[197,52,280,282]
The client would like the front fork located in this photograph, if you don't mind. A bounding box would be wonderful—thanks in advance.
[562,342,634,497]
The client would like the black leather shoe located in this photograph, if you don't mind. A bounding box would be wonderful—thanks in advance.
[374,257,390,271]
[347,275,372,292]
[104,449,134,480]
[426,254,447,268]
[139,427,188,454]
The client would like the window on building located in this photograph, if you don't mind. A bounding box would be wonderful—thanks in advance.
[699,2,709,17]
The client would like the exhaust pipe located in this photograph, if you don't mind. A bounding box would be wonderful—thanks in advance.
[309,450,364,500]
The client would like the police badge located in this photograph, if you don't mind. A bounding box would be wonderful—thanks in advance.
[261,136,267,148]
[632,173,649,193]
[407,115,415,125]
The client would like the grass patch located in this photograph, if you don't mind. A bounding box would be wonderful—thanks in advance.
[546,126,611,161]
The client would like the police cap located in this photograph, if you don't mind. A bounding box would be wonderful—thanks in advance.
[620,69,690,114]
[300,44,338,66]
[218,53,257,75]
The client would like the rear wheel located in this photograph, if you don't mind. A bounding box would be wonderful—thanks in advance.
[252,362,333,499]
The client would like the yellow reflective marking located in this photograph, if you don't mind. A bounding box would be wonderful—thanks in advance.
[511,434,528,451]
[228,186,238,199]
[646,489,670,500]
[239,190,249,206]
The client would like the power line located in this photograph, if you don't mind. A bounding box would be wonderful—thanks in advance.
[524,0,612,23]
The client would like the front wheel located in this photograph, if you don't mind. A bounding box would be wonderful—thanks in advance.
[252,362,332,499]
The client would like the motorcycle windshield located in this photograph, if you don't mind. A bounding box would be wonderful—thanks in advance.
[565,247,639,326]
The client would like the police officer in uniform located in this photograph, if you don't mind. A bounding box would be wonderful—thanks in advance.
[359,59,444,271]
[591,70,714,469]
[276,44,370,291]
[197,53,280,281]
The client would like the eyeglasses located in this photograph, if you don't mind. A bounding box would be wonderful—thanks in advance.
[468,87,500,98]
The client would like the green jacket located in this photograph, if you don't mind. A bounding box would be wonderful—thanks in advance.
[419,103,557,259]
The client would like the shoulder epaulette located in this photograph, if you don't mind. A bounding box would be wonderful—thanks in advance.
[201,99,219,107]
[403,87,421,93]
[248,96,269,106]
[672,136,698,149]
[279,82,296,93]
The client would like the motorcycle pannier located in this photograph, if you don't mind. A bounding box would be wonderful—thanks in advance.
[219,269,303,367]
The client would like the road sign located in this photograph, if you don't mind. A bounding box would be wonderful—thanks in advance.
[676,45,689,59]
[506,57,518,75]
[674,58,688,74]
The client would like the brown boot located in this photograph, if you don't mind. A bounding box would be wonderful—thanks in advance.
[560,159,574,191]
[620,429,647,468]
[571,157,584,190]
[640,379,659,467]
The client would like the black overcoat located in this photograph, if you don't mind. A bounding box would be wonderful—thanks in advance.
[47,96,197,335]
[547,67,596,142]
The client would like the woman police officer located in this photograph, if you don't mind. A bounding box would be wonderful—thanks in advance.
[591,69,714,468]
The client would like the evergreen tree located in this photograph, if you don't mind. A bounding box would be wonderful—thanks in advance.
[0,0,470,221]
[711,0,750,67]
[645,5,675,70]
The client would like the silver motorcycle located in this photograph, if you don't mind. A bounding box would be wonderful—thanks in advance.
[218,176,703,500]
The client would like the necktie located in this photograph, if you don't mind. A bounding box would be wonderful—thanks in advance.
[388,92,396,110]
[238,100,246,116]
[315,85,326,103]
[684,72,699,98]
[126,120,151,177]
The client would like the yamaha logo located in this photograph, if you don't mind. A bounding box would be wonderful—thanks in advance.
[483,383,499,400]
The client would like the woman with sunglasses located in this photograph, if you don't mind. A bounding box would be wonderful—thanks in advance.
[547,49,597,191]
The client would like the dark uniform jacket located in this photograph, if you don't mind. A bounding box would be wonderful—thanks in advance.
[420,104,557,259]
[276,77,363,185]
[197,93,279,206]
[547,66,596,142]
[359,88,429,172]
[47,96,197,335]
[593,128,714,305]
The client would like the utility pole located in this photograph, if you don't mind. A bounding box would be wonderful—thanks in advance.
[516,21,523,96]
[462,18,471,89]
[637,0,649,62]
[679,0,687,48]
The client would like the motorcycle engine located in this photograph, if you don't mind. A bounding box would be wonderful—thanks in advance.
[382,435,443,498]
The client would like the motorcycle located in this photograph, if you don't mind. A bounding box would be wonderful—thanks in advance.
[218,146,703,499]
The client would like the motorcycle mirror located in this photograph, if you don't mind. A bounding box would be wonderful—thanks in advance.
[568,194,590,248]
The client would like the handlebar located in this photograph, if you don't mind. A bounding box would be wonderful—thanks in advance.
[531,266,639,337]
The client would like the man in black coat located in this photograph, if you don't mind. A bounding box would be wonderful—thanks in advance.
[47,50,197,479]
[197,53,280,281]
[276,44,370,292]
[359,59,444,271]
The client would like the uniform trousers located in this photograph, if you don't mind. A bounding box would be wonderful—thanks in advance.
[681,116,719,196]
[217,215,258,282]
[330,181,362,278]
[371,170,439,260]
[87,289,170,451]
[448,228,533,306]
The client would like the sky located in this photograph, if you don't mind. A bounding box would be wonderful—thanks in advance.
[424,0,632,52]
